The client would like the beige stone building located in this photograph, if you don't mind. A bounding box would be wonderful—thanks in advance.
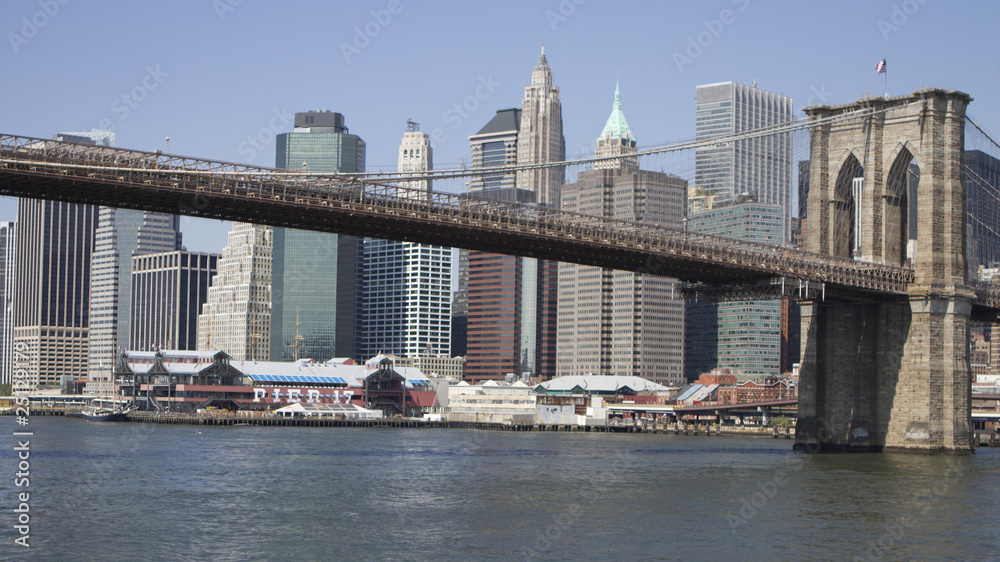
[557,85,687,386]
[197,223,272,361]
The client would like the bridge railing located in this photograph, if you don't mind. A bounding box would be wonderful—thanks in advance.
[1,133,916,296]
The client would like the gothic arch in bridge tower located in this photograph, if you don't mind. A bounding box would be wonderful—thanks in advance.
[797,88,975,454]
[881,144,914,267]
[830,151,862,260]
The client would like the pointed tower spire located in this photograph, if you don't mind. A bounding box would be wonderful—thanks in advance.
[532,46,552,86]
[596,81,637,171]
[517,46,564,207]
[599,80,634,143]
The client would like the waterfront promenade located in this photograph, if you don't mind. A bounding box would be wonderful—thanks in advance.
[9,404,1000,445]
[2,405,795,437]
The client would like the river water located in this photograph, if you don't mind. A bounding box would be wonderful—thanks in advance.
[3,417,999,560]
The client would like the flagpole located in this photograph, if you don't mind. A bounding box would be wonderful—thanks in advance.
[875,59,889,98]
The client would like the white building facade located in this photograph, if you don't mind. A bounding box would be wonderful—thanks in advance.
[360,122,451,359]
[88,208,181,394]
[197,223,272,361]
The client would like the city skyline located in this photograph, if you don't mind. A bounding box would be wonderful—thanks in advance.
[3,1,998,252]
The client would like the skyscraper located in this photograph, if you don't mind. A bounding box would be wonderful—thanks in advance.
[465,245,558,383]
[131,250,218,352]
[457,108,525,363]
[463,52,563,383]
[197,223,272,361]
[468,108,522,196]
[594,83,638,173]
[360,121,451,359]
[397,119,432,196]
[270,110,363,362]
[695,82,794,242]
[964,150,1000,275]
[557,85,687,386]
[0,222,14,386]
[88,208,181,393]
[687,83,794,381]
[685,198,785,379]
[12,132,112,390]
[13,199,97,389]
[516,47,565,207]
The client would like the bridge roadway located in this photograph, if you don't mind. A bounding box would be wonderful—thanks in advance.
[1,133,997,311]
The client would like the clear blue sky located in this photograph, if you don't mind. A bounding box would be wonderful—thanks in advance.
[3,0,998,252]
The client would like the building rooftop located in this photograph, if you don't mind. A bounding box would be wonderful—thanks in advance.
[475,108,522,136]
[599,82,634,143]
[535,374,671,395]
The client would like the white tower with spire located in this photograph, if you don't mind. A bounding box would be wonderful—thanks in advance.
[516,47,565,207]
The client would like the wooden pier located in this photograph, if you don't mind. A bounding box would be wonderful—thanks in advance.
[4,407,997,445]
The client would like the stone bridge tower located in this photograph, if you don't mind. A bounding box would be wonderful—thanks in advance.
[796,88,975,454]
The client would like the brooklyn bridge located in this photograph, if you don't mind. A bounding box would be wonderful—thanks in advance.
[2,88,998,453]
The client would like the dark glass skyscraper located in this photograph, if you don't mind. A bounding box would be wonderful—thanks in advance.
[270,110,364,362]
[964,150,1000,274]
[685,199,785,379]
[131,251,218,352]
[13,198,97,389]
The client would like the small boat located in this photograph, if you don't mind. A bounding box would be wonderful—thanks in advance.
[82,398,133,422]
[81,407,130,422]
[83,368,133,421]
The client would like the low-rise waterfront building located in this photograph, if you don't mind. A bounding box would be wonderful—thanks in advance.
[447,379,537,424]
[363,353,465,381]
[716,378,796,405]
[534,374,676,427]
[115,350,439,415]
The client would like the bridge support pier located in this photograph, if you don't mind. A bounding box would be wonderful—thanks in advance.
[884,295,974,454]
[795,301,904,453]
[795,297,973,454]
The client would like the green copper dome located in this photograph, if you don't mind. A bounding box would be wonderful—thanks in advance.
[599,81,635,143]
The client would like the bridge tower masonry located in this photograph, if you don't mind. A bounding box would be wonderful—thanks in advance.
[795,88,975,454]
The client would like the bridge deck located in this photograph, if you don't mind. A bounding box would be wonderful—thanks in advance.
[1,133,995,310]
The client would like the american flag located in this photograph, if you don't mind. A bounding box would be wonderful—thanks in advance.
[876,59,887,74]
